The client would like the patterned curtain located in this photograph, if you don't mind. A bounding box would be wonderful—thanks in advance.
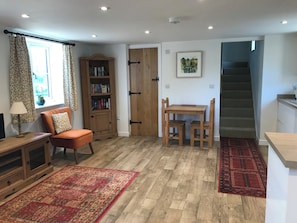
[9,35,36,123]
[63,45,78,111]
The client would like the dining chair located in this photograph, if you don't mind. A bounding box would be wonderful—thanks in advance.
[162,97,186,146]
[40,106,94,164]
[190,98,215,148]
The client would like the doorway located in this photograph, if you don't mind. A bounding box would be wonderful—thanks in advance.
[129,48,158,136]
[220,41,260,139]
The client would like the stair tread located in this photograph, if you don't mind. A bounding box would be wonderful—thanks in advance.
[220,126,256,131]
[221,107,253,110]
[222,61,249,68]
[222,89,251,92]
[221,98,252,101]
[222,78,250,80]
[220,117,254,120]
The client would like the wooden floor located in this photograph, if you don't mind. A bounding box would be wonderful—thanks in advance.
[11,137,268,223]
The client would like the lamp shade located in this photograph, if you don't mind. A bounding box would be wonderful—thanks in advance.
[10,102,27,114]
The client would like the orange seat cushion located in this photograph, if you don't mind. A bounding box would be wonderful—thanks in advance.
[51,129,93,149]
[40,107,93,150]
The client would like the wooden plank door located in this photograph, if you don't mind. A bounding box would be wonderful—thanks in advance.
[129,48,158,136]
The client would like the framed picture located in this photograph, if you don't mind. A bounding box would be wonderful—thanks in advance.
[176,51,202,78]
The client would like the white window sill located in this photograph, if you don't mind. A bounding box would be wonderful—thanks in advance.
[35,102,64,111]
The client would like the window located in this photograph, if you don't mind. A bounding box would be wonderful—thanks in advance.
[26,38,64,108]
[251,40,256,52]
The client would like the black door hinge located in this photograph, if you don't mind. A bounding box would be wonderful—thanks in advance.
[152,77,159,81]
[129,91,141,95]
[130,120,142,125]
[128,60,141,65]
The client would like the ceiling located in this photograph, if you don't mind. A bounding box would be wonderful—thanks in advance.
[0,0,296,45]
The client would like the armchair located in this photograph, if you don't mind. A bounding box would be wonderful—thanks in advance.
[40,107,94,164]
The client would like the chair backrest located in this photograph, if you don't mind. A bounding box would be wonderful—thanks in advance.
[162,97,177,120]
[40,107,72,136]
[209,98,215,128]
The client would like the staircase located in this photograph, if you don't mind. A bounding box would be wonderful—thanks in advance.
[220,62,256,139]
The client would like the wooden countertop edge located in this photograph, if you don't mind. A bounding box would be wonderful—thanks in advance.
[265,132,297,169]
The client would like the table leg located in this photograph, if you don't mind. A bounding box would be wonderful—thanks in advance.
[162,115,165,145]
[200,113,204,149]
[164,112,169,146]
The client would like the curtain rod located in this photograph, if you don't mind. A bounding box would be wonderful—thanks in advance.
[3,29,75,46]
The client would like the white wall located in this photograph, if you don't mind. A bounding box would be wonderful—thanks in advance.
[260,33,297,144]
[161,40,221,139]
[0,29,12,136]
[222,41,251,62]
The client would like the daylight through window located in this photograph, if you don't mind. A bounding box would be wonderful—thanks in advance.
[26,38,64,107]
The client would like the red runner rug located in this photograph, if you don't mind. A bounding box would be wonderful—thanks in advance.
[0,165,139,222]
[218,137,267,198]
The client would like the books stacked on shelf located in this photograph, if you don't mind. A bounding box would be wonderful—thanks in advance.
[90,84,110,94]
[90,66,107,76]
[92,98,111,110]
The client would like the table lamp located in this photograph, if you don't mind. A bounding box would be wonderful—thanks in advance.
[10,101,27,137]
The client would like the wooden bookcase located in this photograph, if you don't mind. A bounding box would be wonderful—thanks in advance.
[80,54,117,140]
[0,132,53,200]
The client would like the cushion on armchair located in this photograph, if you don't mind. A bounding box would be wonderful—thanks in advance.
[52,112,72,133]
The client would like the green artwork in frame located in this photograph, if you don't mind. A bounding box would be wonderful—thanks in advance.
[176,51,202,78]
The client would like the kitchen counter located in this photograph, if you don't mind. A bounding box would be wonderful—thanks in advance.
[278,98,297,109]
[277,94,297,133]
[265,132,297,169]
[277,94,296,107]
[265,131,297,223]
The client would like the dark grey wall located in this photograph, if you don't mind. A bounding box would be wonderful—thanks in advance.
[222,41,251,63]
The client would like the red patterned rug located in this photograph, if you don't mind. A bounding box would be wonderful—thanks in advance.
[218,137,267,198]
[0,165,139,222]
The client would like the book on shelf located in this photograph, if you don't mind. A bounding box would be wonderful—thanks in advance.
[90,66,106,76]
[91,98,111,110]
[90,84,101,93]
[90,84,110,94]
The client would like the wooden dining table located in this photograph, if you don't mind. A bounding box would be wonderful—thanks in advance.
[164,104,207,149]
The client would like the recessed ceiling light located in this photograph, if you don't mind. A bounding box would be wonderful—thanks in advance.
[91,34,97,38]
[21,14,30,18]
[208,26,213,30]
[100,6,110,11]
[281,20,288,24]
[144,30,150,34]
